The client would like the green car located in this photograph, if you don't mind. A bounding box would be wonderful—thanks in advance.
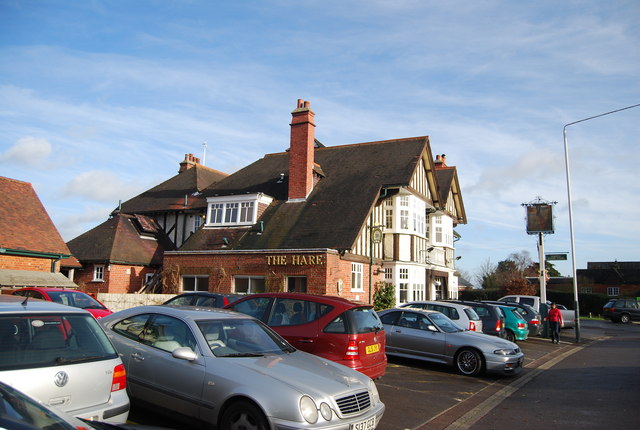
[498,305,529,342]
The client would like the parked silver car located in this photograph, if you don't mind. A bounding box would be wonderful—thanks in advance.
[377,308,524,376]
[0,295,130,423]
[399,301,484,333]
[99,305,385,429]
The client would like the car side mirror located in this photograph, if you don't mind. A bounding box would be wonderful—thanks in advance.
[427,325,438,332]
[172,347,197,361]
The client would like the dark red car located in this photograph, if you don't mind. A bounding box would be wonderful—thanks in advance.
[11,287,113,319]
[225,292,387,379]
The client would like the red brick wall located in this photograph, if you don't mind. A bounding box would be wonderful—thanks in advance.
[0,255,55,272]
[163,251,384,304]
[74,263,156,294]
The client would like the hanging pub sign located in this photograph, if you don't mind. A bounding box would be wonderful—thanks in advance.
[525,203,554,235]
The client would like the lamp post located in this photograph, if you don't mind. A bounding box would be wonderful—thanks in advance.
[563,103,640,343]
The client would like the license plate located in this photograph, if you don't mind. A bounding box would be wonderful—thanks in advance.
[351,415,376,430]
[365,343,380,354]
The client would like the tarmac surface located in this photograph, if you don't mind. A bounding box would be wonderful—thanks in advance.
[128,320,640,429]
[376,319,640,430]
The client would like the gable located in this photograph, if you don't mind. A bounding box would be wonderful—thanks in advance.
[0,176,71,256]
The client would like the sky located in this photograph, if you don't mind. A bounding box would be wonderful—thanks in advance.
[1,0,639,285]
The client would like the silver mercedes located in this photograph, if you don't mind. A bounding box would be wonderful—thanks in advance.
[99,305,385,429]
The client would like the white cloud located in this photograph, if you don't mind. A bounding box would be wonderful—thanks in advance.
[62,170,145,203]
[0,136,52,165]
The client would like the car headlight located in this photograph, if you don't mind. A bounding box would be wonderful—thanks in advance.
[369,379,381,405]
[493,349,517,356]
[319,402,332,421]
[300,396,318,424]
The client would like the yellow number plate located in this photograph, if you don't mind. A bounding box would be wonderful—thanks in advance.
[365,343,380,354]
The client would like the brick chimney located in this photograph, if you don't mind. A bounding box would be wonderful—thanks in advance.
[434,153,447,169]
[288,99,316,201]
[179,153,200,173]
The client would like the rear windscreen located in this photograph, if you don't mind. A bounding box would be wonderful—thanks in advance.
[0,314,118,371]
[325,307,383,334]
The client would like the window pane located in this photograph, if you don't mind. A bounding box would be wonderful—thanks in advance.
[239,202,254,223]
[235,278,249,294]
[224,203,239,223]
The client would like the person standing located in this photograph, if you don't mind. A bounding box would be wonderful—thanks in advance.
[545,303,563,344]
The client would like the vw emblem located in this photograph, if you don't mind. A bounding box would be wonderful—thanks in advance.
[54,371,69,387]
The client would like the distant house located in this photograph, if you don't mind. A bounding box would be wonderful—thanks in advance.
[0,176,78,290]
[164,100,467,304]
[549,261,640,297]
[65,154,227,294]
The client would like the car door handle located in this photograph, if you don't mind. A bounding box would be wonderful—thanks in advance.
[298,339,314,343]
[131,352,145,361]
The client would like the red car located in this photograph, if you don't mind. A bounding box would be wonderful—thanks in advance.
[225,292,387,379]
[11,287,113,319]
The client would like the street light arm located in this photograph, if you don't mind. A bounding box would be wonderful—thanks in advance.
[563,102,640,343]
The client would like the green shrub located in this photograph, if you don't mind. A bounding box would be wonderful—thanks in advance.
[373,282,396,311]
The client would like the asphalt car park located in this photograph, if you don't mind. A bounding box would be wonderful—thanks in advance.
[126,324,578,429]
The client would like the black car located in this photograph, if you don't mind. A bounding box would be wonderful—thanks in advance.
[163,292,242,308]
[483,300,542,336]
[603,298,640,324]
[444,300,507,338]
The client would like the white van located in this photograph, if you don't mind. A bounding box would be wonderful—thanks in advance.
[0,295,130,423]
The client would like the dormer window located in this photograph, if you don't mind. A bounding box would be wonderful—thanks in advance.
[205,193,273,227]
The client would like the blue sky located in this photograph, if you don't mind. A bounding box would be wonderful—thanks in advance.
[1,0,639,283]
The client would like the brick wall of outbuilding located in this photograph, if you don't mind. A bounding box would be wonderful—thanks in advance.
[74,263,157,294]
[0,255,55,272]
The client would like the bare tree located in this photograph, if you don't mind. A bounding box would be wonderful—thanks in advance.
[475,258,498,289]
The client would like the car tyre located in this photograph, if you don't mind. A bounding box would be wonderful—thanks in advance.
[220,400,269,430]
[505,330,516,343]
[455,348,483,376]
[620,313,631,324]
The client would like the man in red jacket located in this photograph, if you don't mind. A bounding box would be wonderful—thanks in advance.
[545,303,564,344]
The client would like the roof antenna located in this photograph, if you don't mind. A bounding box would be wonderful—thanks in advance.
[202,141,207,166]
[21,296,28,306]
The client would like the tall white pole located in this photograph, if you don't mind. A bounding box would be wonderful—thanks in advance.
[563,126,580,342]
[538,232,546,304]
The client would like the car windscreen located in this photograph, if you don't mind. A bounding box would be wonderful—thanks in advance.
[0,314,118,370]
[463,307,480,320]
[196,318,295,357]
[326,307,383,334]
[429,312,464,333]
[46,291,107,311]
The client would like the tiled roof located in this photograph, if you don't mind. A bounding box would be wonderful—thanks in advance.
[66,213,175,266]
[116,164,227,214]
[182,137,431,251]
[0,176,71,256]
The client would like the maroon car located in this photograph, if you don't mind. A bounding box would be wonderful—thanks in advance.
[226,292,387,379]
[11,287,113,319]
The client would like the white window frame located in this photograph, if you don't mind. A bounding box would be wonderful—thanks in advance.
[234,276,266,294]
[351,263,364,291]
[607,287,620,297]
[182,275,209,292]
[205,193,273,227]
[93,265,104,281]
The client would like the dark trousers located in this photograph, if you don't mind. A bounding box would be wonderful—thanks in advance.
[549,321,560,342]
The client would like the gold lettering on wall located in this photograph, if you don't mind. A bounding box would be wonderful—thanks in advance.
[266,255,324,265]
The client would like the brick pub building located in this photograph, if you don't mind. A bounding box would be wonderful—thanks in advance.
[163,100,467,304]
